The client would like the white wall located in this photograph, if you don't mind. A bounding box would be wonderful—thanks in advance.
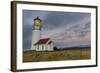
[0,0,99,73]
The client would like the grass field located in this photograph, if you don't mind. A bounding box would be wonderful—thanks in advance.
[23,48,91,62]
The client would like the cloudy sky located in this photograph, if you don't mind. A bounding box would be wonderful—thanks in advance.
[23,10,91,50]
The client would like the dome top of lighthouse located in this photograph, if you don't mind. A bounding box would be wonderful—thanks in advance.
[34,16,42,22]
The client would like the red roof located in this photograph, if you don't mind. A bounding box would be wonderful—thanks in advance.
[34,38,52,45]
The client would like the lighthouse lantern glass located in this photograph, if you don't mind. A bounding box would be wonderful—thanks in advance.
[34,17,41,30]
[35,20,41,26]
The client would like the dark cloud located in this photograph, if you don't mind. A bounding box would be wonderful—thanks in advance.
[23,10,91,50]
[23,24,32,49]
[23,12,33,50]
[42,11,90,30]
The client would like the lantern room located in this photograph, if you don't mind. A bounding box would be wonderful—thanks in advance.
[34,16,42,26]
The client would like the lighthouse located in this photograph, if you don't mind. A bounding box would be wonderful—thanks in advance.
[31,16,42,50]
[31,16,54,51]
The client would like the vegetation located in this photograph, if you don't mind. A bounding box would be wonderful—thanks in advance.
[23,48,91,62]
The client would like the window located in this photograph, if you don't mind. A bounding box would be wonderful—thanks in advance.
[37,45,39,50]
[42,45,44,50]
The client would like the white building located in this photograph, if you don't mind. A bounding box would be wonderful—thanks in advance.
[34,38,53,51]
[31,16,54,51]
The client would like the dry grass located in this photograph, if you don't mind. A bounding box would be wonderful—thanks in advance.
[23,48,91,62]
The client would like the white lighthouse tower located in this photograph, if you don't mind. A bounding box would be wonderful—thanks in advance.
[31,16,42,50]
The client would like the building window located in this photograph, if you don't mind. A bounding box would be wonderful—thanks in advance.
[42,45,44,50]
[37,45,39,50]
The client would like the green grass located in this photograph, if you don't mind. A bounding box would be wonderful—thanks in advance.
[23,48,91,62]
